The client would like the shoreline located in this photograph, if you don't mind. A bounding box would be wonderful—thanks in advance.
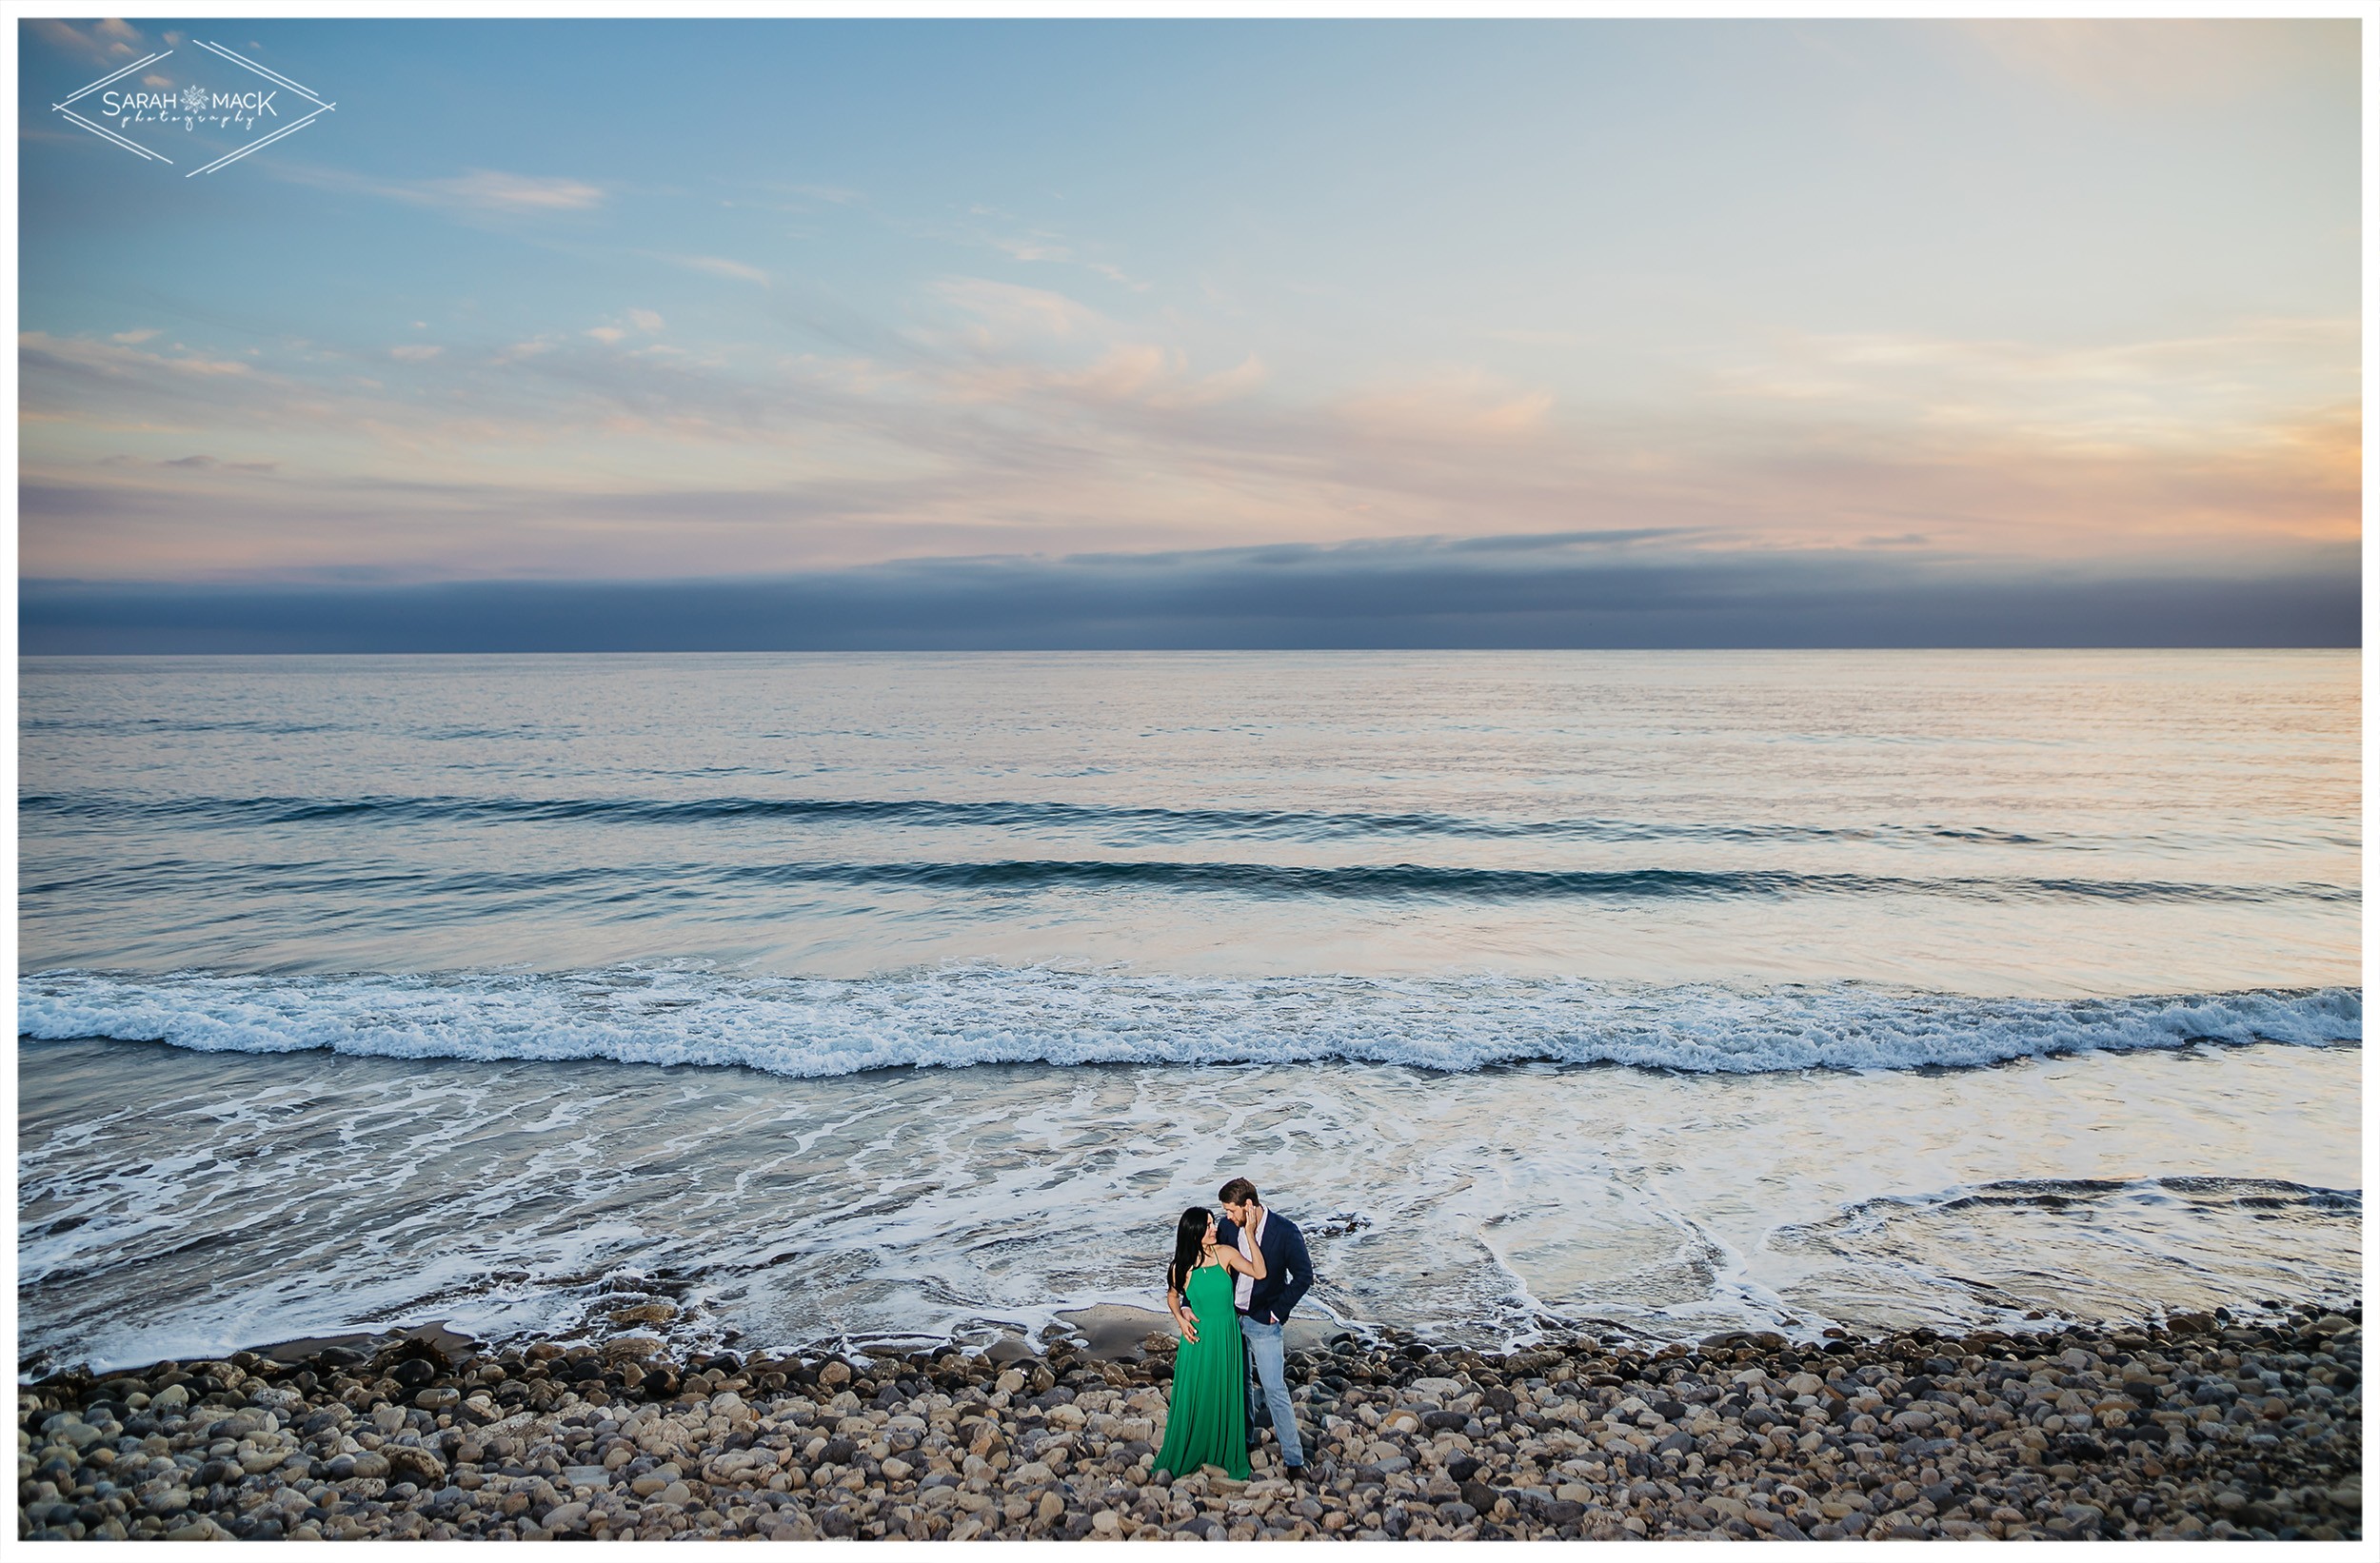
[18,1303,2360,1541]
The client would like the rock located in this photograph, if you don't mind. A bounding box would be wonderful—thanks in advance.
[21,1304,2357,1543]
[387,1447,446,1486]
[389,1358,438,1388]
[611,1302,678,1326]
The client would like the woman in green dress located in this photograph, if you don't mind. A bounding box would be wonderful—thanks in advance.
[1154,1205,1267,1480]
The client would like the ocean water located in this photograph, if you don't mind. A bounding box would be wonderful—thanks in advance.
[15,650,2363,1376]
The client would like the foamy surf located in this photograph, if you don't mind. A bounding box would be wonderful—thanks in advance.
[16,967,2359,1080]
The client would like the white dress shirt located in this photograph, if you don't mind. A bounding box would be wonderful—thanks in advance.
[1234,1208,1267,1312]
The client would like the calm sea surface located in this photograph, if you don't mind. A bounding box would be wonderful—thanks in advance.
[16,651,2362,1375]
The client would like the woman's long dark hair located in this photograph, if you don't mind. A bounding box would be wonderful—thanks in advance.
[1167,1206,1211,1296]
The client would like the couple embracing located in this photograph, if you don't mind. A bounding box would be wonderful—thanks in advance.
[1153,1177,1314,1484]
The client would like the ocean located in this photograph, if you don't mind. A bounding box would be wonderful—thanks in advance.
[15,649,2362,1377]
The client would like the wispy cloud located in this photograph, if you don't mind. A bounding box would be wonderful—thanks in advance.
[28,18,147,68]
[929,276,1101,344]
[932,205,1148,291]
[23,331,254,380]
[1709,318,2357,466]
[18,271,2358,587]
[268,161,607,214]
[149,453,277,472]
[653,252,771,286]
[423,168,605,210]
[1336,369,1555,441]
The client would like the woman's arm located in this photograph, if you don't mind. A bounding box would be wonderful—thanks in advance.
[1168,1286,1200,1343]
[1217,1242,1267,1281]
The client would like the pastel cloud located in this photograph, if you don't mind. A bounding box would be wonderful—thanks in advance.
[659,253,771,286]
[29,18,147,66]
[17,281,2354,587]
[1336,369,1556,442]
[265,163,607,215]
[23,331,254,381]
[422,169,605,211]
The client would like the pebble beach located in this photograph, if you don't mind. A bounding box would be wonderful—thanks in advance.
[17,1303,2360,1542]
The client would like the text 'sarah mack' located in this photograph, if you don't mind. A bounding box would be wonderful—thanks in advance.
[101,89,278,121]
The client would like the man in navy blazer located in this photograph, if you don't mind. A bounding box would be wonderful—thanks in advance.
[1216,1177,1314,1477]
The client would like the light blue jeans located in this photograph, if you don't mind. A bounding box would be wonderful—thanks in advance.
[1240,1317,1302,1466]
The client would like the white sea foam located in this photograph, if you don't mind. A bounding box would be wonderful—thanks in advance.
[15,966,2360,1079]
[18,1024,2365,1376]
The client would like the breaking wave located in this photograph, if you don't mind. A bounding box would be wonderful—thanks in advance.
[16,967,2360,1079]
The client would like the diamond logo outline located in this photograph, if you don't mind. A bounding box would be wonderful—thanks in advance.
[48,38,335,176]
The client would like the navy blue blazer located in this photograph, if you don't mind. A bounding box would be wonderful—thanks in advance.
[1215,1210,1314,1326]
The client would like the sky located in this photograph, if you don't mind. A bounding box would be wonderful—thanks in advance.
[16,16,2363,648]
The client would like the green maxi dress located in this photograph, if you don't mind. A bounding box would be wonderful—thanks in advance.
[1154,1263,1249,1480]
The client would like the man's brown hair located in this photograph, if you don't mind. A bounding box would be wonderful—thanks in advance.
[1218,1177,1260,1206]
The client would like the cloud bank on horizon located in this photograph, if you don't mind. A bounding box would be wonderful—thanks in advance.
[17,17,2360,646]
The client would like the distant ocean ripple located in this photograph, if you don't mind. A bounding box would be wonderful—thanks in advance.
[19,789,2293,850]
[20,854,2356,908]
[19,651,2361,992]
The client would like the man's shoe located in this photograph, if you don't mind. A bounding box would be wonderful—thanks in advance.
[1284,1464,1307,1483]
